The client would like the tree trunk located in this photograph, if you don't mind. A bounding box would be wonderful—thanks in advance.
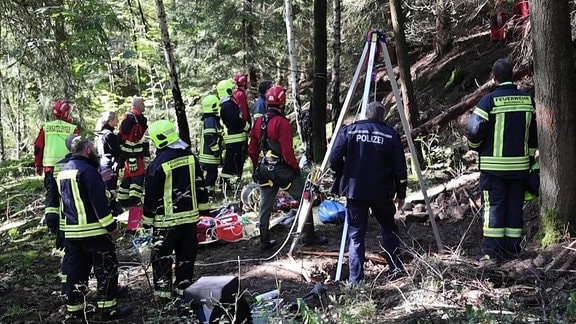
[434,0,452,56]
[283,0,305,156]
[389,0,418,128]
[0,71,4,161]
[312,0,327,163]
[531,0,576,244]
[330,0,342,124]
[155,0,190,145]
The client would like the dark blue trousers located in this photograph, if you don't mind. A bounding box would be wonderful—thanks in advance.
[480,172,525,259]
[346,197,401,284]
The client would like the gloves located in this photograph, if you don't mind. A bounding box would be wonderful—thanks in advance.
[55,231,65,250]
[128,158,138,172]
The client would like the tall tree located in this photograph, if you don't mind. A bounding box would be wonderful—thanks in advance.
[434,0,452,56]
[312,0,327,163]
[531,0,576,244]
[389,0,419,128]
[330,0,342,123]
[155,0,190,144]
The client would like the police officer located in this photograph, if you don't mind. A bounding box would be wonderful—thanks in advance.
[329,101,408,284]
[34,99,79,224]
[252,80,273,120]
[57,137,132,320]
[143,120,210,302]
[118,97,148,207]
[249,85,327,251]
[467,58,537,263]
[217,79,251,191]
[199,95,224,196]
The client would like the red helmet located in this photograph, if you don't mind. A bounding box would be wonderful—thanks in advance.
[265,85,286,107]
[233,72,248,87]
[52,99,71,119]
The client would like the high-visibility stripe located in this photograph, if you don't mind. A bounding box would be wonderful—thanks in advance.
[493,111,505,157]
[468,140,482,148]
[482,190,505,238]
[524,111,531,155]
[97,299,118,309]
[155,290,172,298]
[505,227,523,238]
[491,105,534,114]
[45,207,60,215]
[480,156,530,171]
[473,107,489,121]
[224,133,247,143]
[67,304,84,312]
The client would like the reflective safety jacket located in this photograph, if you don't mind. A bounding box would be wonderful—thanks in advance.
[45,154,71,231]
[199,113,223,165]
[57,156,118,239]
[34,119,78,171]
[119,109,148,158]
[329,119,408,200]
[467,82,537,178]
[220,97,250,144]
[143,148,210,228]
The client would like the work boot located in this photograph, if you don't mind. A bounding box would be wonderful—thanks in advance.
[97,305,133,321]
[302,234,328,246]
[261,240,277,252]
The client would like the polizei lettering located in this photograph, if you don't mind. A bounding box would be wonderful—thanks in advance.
[355,134,384,144]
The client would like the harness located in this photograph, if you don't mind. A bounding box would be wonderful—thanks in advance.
[258,112,283,166]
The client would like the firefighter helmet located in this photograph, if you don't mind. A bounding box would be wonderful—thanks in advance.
[233,72,248,87]
[216,79,235,98]
[52,99,71,119]
[148,120,179,149]
[201,95,220,114]
[265,85,286,107]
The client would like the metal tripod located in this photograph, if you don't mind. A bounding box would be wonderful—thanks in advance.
[286,29,444,282]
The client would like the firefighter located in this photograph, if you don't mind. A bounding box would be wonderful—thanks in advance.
[217,79,251,190]
[232,72,251,123]
[118,97,148,207]
[143,120,210,302]
[199,95,224,196]
[249,85,327,251]
[329,101,408,284]
[34,99,79,225]
[252,80,273,120]
[95,111,125,215]
[488,0,510,42]
[57,137,132,320]
[467,59,537,264]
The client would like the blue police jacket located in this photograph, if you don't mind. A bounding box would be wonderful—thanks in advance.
[329,119,407,200]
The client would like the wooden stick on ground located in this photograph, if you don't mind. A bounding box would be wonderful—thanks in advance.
[544,239,576,273]
[298,250,388,264]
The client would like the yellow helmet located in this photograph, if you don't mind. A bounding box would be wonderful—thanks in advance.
[201,95,220,114]
[148,120,179,149]
[216,79,235,98]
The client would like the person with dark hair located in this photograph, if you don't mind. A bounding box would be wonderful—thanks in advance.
[253,80,273,119]
[249,85,327,251]
[467,58,537,265]
[329,101,408,284]
[57,137,132,320]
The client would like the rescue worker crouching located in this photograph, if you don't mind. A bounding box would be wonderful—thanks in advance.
[248,85,328,251]
[217,79,251,192]
[56,137,132,320]
[199,95,224,197]
[143,120,210,304]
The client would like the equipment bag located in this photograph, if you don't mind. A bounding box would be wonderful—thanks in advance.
[318,199,346,224]
[215,213,244,242]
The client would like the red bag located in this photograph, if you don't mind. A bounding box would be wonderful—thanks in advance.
[215,213,244,242]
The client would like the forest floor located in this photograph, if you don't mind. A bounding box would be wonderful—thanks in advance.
[2,32,576,323]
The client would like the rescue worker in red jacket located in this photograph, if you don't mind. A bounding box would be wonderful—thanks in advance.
[143,120,210,302]
[34,99,79,224]
[57,137,132,320]
[217,79,250,191]
[248,85,327,251]
[488,0,510,42]
[118,97,148,207]
[467,59,537,264]
[232,72,251,124]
